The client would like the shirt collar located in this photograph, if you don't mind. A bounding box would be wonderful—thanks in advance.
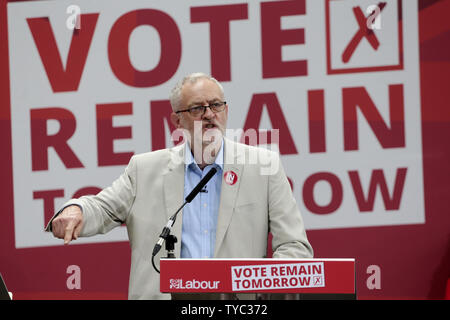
[185,140,224,172]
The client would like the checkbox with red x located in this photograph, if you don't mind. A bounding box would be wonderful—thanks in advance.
[325,0,403,74]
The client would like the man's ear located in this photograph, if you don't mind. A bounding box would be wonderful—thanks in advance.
[170,112,181,128]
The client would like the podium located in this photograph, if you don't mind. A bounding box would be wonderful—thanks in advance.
[160,258,356,299]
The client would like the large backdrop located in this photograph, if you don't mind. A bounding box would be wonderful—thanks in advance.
[0,0,449,299]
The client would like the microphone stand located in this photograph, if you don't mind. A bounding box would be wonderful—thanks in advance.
[165,234,177,258]
[151,234,177,273]
[151,202,187,274]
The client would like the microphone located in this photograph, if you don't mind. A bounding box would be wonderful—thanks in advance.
[151,167,218,264]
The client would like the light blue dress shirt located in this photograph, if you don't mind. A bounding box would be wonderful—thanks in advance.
[180,141,224,258]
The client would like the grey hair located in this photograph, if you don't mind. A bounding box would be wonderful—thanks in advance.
[169,72,225,111]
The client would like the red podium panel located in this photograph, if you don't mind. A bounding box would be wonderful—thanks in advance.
[160,258,355,295]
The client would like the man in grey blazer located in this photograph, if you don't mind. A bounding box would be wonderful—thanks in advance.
[47,73,313,299]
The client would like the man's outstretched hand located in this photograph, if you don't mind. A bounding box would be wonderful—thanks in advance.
[51,205,84,245]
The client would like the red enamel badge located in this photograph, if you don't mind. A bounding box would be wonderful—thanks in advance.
[224,171,238,186]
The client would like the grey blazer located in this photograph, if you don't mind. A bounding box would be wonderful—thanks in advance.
[46,138,313,299]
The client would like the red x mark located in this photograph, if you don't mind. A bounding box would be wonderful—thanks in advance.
[342,2,387,63]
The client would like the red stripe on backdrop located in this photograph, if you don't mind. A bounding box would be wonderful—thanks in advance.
[418,0,450,299]
[11,291,128,300]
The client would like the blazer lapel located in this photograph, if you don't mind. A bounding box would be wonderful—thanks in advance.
[163,143,185,258]
[214,138,244,256]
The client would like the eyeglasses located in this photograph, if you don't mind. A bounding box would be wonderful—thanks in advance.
[175,101,226,117]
